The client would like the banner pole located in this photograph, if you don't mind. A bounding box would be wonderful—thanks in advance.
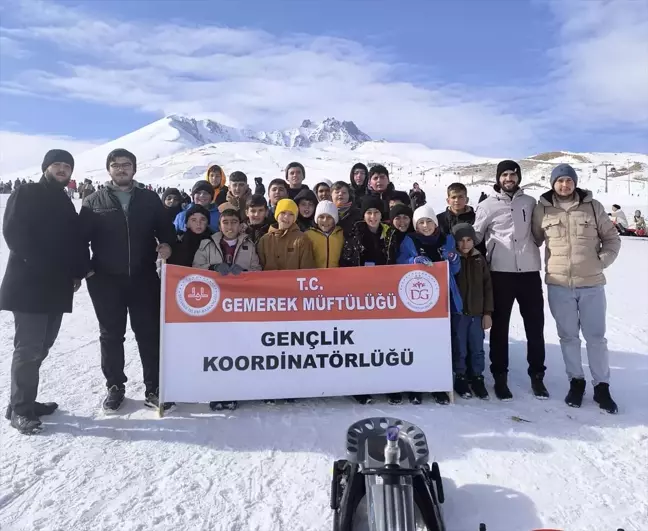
[158,259,167,419]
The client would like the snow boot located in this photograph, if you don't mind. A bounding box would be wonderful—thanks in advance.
[470,376,490,400]
[102,385,125,413]
[209,401,238,411]
[144,389,175,412]
[531,373,549,400]
[565,378,586,408]
[453,374,473,399]
[387,393,402,405]
[408,392,422,405]
[5,401,58,421]
[10,412,42,435]
[432,392,449,405]
[493,374,513,401]
[353,395,373,405]
[593,383,618,414]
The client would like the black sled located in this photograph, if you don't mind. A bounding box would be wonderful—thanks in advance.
[330,417,446,531]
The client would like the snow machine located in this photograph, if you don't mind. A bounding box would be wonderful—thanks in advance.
[330,417,447,531]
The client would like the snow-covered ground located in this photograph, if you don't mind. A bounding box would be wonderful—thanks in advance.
[0,194,647,531]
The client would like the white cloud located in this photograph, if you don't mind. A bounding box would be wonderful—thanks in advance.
[0,131,101,176]
[1,0,646,158]
[0,36,30,58]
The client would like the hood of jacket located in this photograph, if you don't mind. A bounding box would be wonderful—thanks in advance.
[539,187,593,207]
[267,222,301,237]
[205,164,226,199]
[349,163,369,194]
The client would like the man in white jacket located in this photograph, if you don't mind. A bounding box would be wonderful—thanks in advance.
[473,160,548,401]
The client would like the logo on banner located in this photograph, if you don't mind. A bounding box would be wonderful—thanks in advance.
[398,270,440,313]
[176,274,220,316]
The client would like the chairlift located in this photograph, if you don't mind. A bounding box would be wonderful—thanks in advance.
[611,167,617,173]
[592,168,598,174]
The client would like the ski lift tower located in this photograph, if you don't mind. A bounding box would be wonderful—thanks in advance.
[600,162,616,193]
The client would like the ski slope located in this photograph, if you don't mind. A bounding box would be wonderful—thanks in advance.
[0,195,647,531]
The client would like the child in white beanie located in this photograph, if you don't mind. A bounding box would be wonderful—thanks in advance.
[306,200,345,268]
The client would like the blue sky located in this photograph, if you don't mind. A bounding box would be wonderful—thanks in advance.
[0,0,646,170]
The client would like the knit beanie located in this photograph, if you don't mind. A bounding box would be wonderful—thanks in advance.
[413,204,437,226]
[229,171,248,184]
[285,162,305,179]
[496,160,521,184]
[191,180,215,198]
[185,204,211,223]
[314,179,333,191]
[274,198,298,220]
[452,222,476,243]
[390,203,413,220]
[550,163,578,187]
[42,149,75,173]
[106,148,137,173]
[315,200,339,224]
[361,195,385,216]
[294,188,318,205]
[390,190,410,205]
[162,187,181,201]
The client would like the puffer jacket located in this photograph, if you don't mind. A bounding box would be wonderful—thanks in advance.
[193,232,262,271]
[473,187,541,273]
[456,249,494,316]
[532,189,620,288]
[257,223,316,270]
[339,222,401,267]
[305,226,344,268]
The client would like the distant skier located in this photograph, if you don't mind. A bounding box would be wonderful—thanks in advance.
[532,163,620,413]
[253,177,265,197]
[408,182,426,210]
[1,149,88,434]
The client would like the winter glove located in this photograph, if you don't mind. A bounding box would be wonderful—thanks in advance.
[413,256,433,266]
[209,263,231,275]
[229,264,245,276]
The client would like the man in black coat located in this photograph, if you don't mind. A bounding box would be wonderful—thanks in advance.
[0,149,89,434]
[79,148,176,413]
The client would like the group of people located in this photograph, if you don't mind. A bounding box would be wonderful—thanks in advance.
[0,178,30,195]
[0,148,622,435]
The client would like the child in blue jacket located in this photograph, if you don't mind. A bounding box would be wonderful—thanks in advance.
[397,204,463,405]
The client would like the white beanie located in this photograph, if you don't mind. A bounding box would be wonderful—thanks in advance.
[315,179,333,189]
[315,200,339,224]
[413,204,437,226]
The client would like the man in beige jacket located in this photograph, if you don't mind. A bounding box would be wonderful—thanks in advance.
[532,163,621,414]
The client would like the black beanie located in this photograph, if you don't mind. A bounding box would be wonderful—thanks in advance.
[42,149,75,173]
[229,171,248,183]
[361,195,385,216]
[285,162,305,179]
[191,180,215,197]
[496,160,522,183]
[106,149,137,173]
[162,187,181,201]
[452,222,476,243]
[185,204,211,223]
[390,203,413,220]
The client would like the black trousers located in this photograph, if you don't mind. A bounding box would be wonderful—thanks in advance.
[489,271,546,377]
[11,312,63,416]
[87,272,161,393]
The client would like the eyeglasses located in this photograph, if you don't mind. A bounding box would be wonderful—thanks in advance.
[109,163,133,170]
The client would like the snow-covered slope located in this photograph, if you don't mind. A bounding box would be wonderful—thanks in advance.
[0,196,646,531]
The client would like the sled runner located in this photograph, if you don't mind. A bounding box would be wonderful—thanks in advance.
[330,417,447,531]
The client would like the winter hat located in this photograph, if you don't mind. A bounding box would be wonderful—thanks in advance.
[185,204,211,224]
[550,163,578,187]
[191,180,215,198]
[496,160,521,184]
[229,171,248,184]
[452,222,476,243]
[285,162,305,179]
[42,149,75,173]
[360,195,385,216]
[314,179,333,191]
[315,200,339,224]
[413,204,437,226]
[274,198,298,220]
[390,203,413,221]
[106,149,137,173]
[390,190,410,205]
[294,188,318,205]
[162,187,181,201]
[218,201,237,214]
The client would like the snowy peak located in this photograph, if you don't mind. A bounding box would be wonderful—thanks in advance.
[164,115,371,149]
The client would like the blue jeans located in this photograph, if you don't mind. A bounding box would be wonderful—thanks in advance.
[547,284,610,385]
[451,314,485,376]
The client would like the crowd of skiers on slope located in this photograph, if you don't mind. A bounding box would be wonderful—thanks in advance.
[0,148,624,435]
